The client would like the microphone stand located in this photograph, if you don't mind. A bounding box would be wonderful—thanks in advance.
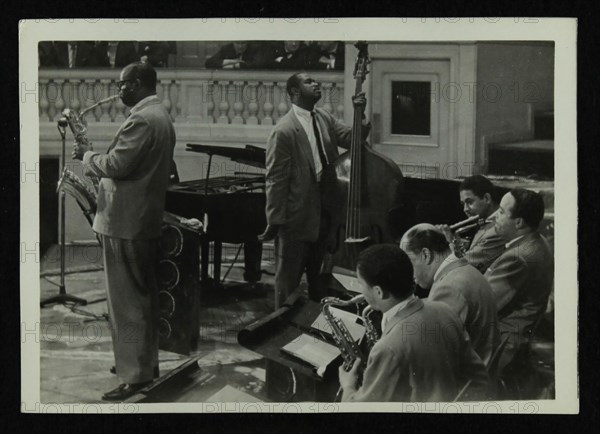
[41,118,88,307]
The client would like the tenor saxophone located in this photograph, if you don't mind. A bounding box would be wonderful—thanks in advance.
[61,95,120,194]
[321,295,368,372]
[361,304,381,351]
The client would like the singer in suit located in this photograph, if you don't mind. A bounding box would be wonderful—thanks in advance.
[339,244,489,402]
[72,62,176,401]
[259,72,369,307]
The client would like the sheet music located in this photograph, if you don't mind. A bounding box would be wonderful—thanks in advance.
[281,334,340,375]
[310,307,365,342]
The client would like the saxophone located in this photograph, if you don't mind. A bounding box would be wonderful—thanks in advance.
[321,294,381,373]
[361,304,381,351]
[61,95,120,194]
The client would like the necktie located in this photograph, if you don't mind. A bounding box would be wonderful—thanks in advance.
[311,112,328,168]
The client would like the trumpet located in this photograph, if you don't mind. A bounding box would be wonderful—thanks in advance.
[450,215,485,236]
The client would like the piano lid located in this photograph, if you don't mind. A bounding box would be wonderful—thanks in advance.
[186,144,266,169]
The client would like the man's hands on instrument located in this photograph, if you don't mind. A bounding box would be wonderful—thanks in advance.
[72,140,91,161]
[258,224,279,242]
[338,358,361,392]
[352,92,371,140]
[436,224,466,258]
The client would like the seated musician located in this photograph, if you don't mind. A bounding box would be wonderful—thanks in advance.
[400,224,499,366]
[338,244,489,402]
[438,175,505,273]
[484,188,554,371]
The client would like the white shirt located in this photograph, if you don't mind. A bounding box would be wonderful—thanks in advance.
[433,252,461,282]
[292,104,327,180]
[381,294,416,334]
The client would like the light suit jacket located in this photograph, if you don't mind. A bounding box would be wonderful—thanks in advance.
[343,297,489,402]
[484,232,554,344]
[265,107,351,242]
[83,95,176,240]
[465,222,505,273]
[430,257,499,365]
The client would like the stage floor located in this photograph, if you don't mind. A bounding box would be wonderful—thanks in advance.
[39,244,278,404]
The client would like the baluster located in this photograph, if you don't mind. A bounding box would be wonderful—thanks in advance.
[100,79,111,121]
[175,81,182,121]
[54,80,65,121]
[115,85,127,122]
[262,82,274,125]
[232,81,244,125]
[70,80,81,114]
[246,81,259,125]
[217,81,230,124]
[160,80,172,117]
[276,83,288,120]
[169,80,179,121]
[321,82,333,114]
[93,81,104,121]
[204,81,214,124]
[108,82,119,122]
[335,84,344,120]
[39,79,50,121]
[82,79,96,118]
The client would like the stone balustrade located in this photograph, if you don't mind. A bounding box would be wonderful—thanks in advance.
[38,68,345,155]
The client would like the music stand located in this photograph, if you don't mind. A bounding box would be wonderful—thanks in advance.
[41,118,88,307]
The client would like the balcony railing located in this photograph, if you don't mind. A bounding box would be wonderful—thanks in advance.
[38,68,345,155]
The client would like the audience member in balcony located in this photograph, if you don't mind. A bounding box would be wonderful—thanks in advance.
[139,41,175,68]
[483,188,554,372]
[39,41,110,68]
[259,72,370,307]
[205,41,275,69]
[306,41,345,71]
[271,41,312,70]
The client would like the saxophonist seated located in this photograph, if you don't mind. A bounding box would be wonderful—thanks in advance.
[338,244,489,402]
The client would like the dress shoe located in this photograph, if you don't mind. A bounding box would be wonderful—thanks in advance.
[110,366,160,378]
[102,381,152,401]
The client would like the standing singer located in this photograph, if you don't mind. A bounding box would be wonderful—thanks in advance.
[72,61,176,401]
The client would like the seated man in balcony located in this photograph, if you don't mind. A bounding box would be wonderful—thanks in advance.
[39,41,110,68]
[484,188,554,371]
[306,41,345,71]
[271,41,312,70]
[205,41,275,69]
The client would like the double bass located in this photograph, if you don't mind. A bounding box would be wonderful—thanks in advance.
[321,42,404,272]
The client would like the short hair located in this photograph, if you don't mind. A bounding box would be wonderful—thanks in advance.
[402,225,450,256]
[459,175,498,203]
[509,188,545,229]
[125,61,157,90]
[286,72,304,98]
[357,244,415,300]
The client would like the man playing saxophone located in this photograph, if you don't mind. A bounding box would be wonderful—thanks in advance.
[72,61,176,401]
[338,244,488,402]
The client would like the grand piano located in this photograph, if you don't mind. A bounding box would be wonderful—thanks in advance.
[165,144,267,286]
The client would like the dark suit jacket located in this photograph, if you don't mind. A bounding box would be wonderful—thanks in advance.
[83,96,176,240]
[343,297,489,402]
[484,232,553,345]
[51,41,110,67]
[430,257,499,365]
[265,107,351,242]
[205,42,275,69]
[114,42,142,68]
[465,221,505,273]
[306,42,345,71]
[271,42,312,70]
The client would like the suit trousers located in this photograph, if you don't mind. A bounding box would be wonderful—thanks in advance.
[274,234,326,308]
[101,234,160,384]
